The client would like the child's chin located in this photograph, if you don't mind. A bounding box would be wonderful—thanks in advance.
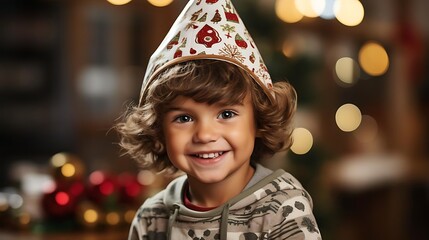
[192,173,227,184]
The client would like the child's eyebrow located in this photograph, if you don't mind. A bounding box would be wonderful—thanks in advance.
[164,106,190,112]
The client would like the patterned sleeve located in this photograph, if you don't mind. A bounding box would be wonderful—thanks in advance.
[128,206,146,240]
[268,190,322,240]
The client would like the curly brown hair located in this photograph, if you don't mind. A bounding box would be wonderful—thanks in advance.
[116,60,296,173]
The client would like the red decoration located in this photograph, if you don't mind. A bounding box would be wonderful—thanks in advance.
[223,4,239,23]
[42,188,77,218]
[117,173,144,204]
[235,34,247,49]
[167,32,181,50]
[174,49,183,58]
[196,24,221,48]
[87,171,118,204]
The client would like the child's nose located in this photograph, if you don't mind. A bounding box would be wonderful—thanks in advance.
[192,120,219,143]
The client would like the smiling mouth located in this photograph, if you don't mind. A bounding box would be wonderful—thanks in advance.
[193,152,224,159]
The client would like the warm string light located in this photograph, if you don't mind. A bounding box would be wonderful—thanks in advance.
[335,103,362,132]
[275,0,365,27]
[335,57,360,86]
[359,41,389,76]
[107,0,132,5]
[147,0,174,7]
[106,211,121,226]
[334,0,364,26]
[275,0,304,23]
[290,128,314,155]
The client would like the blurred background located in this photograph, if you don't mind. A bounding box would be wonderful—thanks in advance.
[0,0,428,239]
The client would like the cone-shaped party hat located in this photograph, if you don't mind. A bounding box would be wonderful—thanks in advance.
[139,0,273,105]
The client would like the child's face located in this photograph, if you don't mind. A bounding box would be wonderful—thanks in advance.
[162,93,256,185]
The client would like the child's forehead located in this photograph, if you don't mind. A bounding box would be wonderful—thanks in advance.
[165,92,250,108]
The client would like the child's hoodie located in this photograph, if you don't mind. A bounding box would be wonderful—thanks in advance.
[128,164,322,240]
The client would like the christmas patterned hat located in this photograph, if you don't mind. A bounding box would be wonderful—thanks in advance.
[139,0,273,105]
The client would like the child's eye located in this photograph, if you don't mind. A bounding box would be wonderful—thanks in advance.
[218,110,236,119]
[174,115,193,123]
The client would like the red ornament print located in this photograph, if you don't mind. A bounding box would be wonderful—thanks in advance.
[167,32,181,50]
[196,24,221,48]
[174,49,183,58]
[235,34,248,49]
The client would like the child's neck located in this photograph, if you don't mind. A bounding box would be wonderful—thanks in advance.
[186,166,255,208]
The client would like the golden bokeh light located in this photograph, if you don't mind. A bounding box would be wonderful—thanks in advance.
[84,209,99,223]
[359,42,389,76]
[282,40,296,58]
[106,211,121,225]
[19,213,31,226]
[295,0,325,18]
[335,103,362,132]
[124,209,136,224]
[275,0,304,23]
[334,0,364,26]
[335,57,360,85]
[290,128,314,155]
[107,0,132,5]
[61,163,76,177]
[147,0,174,7]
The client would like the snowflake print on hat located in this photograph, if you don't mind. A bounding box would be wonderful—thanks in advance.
[139,0,274,106]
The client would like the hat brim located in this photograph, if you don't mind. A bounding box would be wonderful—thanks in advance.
[138,54,275,106]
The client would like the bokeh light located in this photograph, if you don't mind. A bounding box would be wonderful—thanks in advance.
[282,40,296,58]
[320,0,336,19]
[359,41,389,76]
[275,0,304,23]
[335,57,360,86]
[107,0,132,5]
[290,128,314,155]
[51,153,67,167]
[100,181,115,196]
[295,0,325,18]
[9,193,24,209]
[84,209,99,224]
[335,103,362,132]
[147,0,174,7]
[334,0,364,26]
[55,192,70,206]
[353,115,378,143]
[0,193,8,212]
[19,213,31,226]
[124,209,136,224]
[106,211,121,225]
[61,163,76,177]
[138,170,156,186]
[89,171,105,185]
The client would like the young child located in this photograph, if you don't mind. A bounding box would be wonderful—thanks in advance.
[117,0,321,239]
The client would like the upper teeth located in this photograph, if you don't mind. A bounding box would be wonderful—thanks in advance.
[196,152,223,159]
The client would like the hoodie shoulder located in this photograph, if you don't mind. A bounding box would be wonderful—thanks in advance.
[262,171,313,207]
[231,169,313,210]
[136,174,187,218]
